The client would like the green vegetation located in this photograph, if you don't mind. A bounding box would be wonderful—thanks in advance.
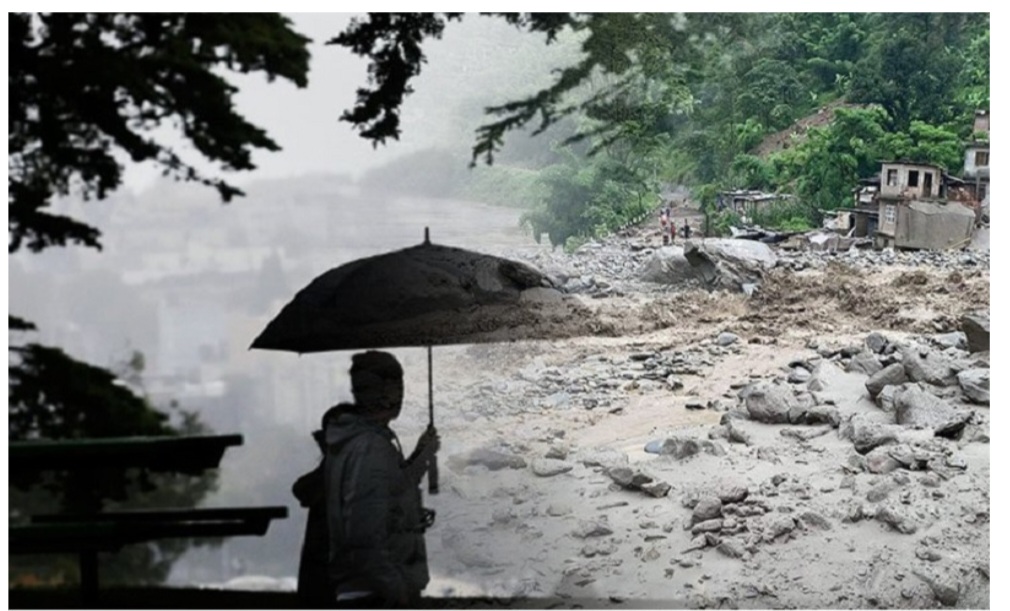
[344,13,987,242]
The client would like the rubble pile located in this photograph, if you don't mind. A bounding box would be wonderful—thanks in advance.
[503,217,990,301]
[432,213,988,609]
[456,341,742,420]
[776,245,990,273]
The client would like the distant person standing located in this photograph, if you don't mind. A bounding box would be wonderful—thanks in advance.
[659,208,670,245]
[683,220,692,240]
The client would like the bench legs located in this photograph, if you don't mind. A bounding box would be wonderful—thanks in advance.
[80,550,98,606]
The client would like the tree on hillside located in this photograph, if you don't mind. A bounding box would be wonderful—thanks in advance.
[848,13,988,131]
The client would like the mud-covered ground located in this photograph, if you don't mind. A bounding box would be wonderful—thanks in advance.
[395,221,991,609]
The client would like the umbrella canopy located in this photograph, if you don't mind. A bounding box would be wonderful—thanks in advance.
[250,237,594,353]
[250,232,602,495]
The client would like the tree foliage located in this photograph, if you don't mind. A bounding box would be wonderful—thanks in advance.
[346,12,983,237]
[8,12,310,253]
[7,11,308,586]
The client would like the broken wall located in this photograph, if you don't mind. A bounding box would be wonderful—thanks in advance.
[894,201,976,250]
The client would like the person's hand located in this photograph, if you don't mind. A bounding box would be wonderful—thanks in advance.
[413,426,440,462]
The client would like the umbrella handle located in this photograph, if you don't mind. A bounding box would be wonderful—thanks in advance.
[428,455,439,495]
[427,345,438,495]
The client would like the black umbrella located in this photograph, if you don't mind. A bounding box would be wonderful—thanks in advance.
[251,229,595,493]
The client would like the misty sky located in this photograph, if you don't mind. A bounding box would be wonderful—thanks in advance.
[120,12,581,192]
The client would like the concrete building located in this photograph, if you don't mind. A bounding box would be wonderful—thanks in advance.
[874,161,975,250]
[963,110,990,204]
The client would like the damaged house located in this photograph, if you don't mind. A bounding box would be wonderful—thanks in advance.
[831,161,976,250]
[716,190,792,219]
[874,161,975,250]
[962,110,990,207]
[826,110,989,251]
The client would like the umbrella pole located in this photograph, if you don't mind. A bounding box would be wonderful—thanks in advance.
[427,345,439,495]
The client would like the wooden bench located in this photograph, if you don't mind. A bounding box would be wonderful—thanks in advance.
[9,434,243,474]
[14,506,289,554]
[9,435,286,605]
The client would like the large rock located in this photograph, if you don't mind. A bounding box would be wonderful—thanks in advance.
[875,384,902,412]
[682,239,777,292]
[866,363,908,398]
[744,383,795,424]
[846,352,883,376]
[717,332,741,347]
[638,246,698,284]
[530,458,574,477]
[806,360,846,392]
[865,332,888,354]
[894,386,971,435]
[449,448,527,471]
[843,414,902,454]
[865,447,902,474]
[957,369,990,405]
[930,332,967,351]
[901,347,958,387]
[961,313,990,353]
[606,466,671,498]
[803,405,841,427]
[648,436,700,460]
[692,496,724,524]
[875,504,917,534]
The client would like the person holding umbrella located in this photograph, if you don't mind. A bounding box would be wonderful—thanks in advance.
[318,351,440,608]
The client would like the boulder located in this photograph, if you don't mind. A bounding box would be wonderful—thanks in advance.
[875,504,917,534]
[692,496,724,524]
[637,246,698,284]
[530,458,574,477]
[573,520,613,539]
[726,420,753,445]
[788,367,812,384]
[449,448,527,471]
[875,384,901,412]
[607,466,671,498]
[647,436,700,460]
[806,360,846,392]
[894,386,971,435]
[866,363,908,398]
[717,332,741,347]
[803,404,841,427]
[901,347,958,387]
[682,239,777,292]
[798,511,832,531]
[865,332,888,354]
[717,486,749,504]
[843,414,901,454]
[846,352,883,376]
[744,383,795,424]
[930,332,967,351]
[957,369,990,405]
[961,312,990,353]
[865,446,902,474]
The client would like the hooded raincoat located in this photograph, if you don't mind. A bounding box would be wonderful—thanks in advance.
[292,462,330,607]
[324,410,430,605]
